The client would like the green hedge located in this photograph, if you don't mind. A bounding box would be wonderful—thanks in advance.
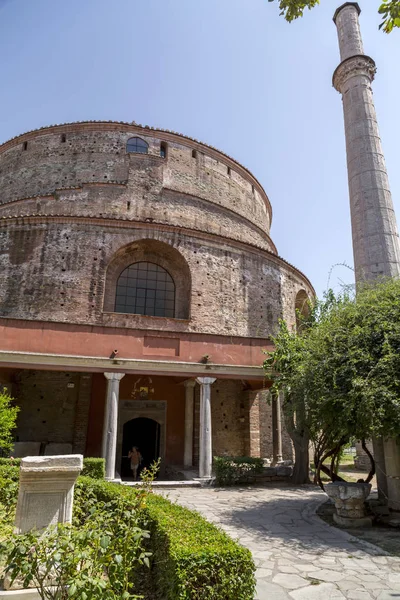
[214,456,264,486]
[0,467,256,598]
[80,457,105,479]
[75,477,256,600]
[0,457,104,480]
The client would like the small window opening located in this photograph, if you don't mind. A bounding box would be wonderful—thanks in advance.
[126,137,148,154]
[252,185,255,194]
[23,141,28,151]
[192,149,197,159]
[160,142,167,158]
[61,134,66,143]
[227,167,231,176]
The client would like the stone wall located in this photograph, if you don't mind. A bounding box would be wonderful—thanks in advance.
[0,122,313,339]
[13,370,83,448]
[245,389,294,461]
[193,380,293,465]
[0,223,310,338]
[0,123,272,249]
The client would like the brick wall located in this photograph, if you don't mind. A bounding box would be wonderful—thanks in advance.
[0,124,272,247]
[13,370,80,445]
[245,389,294,461]
[0,223,311,338]
[0,122,313,340]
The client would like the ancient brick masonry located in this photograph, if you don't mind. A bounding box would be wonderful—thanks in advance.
[0,122,312,336]
[0,121,313,472]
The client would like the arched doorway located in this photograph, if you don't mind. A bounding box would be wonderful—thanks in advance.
[121,417,161,480]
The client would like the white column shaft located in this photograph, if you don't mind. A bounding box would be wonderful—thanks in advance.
[196,377,216,478]
[184,380,196,468]
[102,373,125,480]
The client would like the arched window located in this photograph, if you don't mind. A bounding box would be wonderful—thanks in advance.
[126,137,148,154]
[115,262,175,317]
[295,290,310,332]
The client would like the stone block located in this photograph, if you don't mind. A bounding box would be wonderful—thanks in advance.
[277,465,293,477]
[11,443,41,458]
[263,467,278,476]
[44,443,72,456]
[13,455,83,535]
[0,589,41,599]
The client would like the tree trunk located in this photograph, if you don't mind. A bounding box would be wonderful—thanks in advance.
[283,400,311,484]
[292,434,310,484]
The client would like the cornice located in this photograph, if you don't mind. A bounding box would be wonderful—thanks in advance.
[333,54,376,92]
[0,349,266,379]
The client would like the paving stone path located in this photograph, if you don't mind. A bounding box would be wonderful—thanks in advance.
[158,484,400,600]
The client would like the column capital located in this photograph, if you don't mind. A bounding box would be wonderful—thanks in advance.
[196,377,216,386]
[333,2,360,24]
[184,379,197,389]
[333,55,376,93]
[104,372,125,381]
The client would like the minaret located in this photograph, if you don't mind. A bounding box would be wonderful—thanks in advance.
[333,3,400,510]
[333,2,400,282]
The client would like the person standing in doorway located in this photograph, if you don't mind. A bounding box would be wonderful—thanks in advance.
[128,446,142,480]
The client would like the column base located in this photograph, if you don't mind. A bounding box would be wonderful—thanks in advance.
[194,476,213,486]
[333,513,372,528]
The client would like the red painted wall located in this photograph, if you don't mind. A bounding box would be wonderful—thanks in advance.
[0,318,271,368]
[86,374,185,464]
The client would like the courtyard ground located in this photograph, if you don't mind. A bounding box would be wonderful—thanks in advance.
[158,484,400,600]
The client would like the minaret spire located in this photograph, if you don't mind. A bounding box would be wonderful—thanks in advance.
[333,2,400,282]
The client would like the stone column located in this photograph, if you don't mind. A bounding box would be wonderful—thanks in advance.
[384,438,400,511]
[333,3,400,281]
[272,393,283,466]
[196,377,216,478]
[184,379,196,468]
[333,3,400,509]
[102,372,125,480]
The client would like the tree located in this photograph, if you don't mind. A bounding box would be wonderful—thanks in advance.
[269,0,400,33]
[264,279,400,487]
[0,391,19,453]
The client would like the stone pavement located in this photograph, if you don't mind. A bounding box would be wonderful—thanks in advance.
[157,484,400,600]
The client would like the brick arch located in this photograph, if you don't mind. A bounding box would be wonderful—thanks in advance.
[103,239,191,319]
[295,289,310,331]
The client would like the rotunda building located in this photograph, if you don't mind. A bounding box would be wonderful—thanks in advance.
[0,121,313,479]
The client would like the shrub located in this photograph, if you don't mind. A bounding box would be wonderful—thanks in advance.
[0,472,256,599]
[214,456,264,486]
[81,457,105,480]
[1,489,150,600]
[0,457,21,467]
[144,493,255,599]
[74,478,256,600]
[0,464,19,513]
[0,392,19,453]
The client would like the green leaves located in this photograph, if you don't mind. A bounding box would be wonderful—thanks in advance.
[1,489,150,600]
[268,0,400,32]
[378,0,400,31]
[264,279,400,483]
[0,391,19,453]
[214,457,264,486]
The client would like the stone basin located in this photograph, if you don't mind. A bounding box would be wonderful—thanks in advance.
[325,481,372,527]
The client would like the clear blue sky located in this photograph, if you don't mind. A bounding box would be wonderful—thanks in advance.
[0,0,399,298]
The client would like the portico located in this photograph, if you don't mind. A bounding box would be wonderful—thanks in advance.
[0,333,289,480]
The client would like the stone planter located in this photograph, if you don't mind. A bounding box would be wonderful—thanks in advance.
[325,482,372,527]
